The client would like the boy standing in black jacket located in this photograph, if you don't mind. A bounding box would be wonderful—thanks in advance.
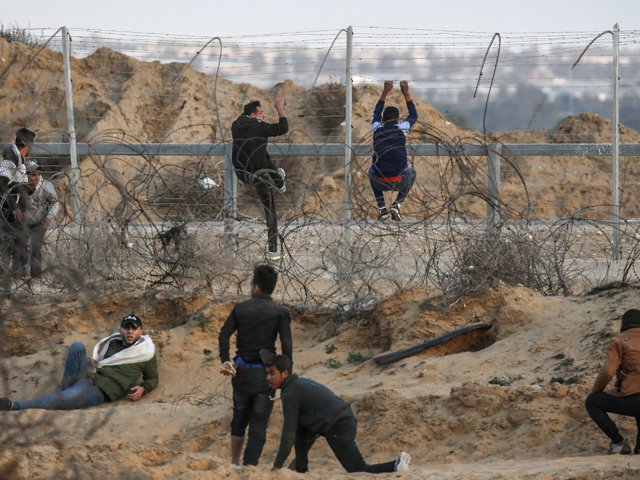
[231,99,288,260]
[218,264,293,466]
[267,354,411,474]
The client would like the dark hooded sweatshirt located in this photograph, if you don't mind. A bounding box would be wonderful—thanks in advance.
[231,114,288,177]
[273,373,352,468]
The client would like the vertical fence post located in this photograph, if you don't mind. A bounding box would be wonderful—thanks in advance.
[61,26,82,224]
[223,143,237,237]
[223,143,237,218]
[487,144,501,225]
[344,26,353,230]
[612,23,621,260]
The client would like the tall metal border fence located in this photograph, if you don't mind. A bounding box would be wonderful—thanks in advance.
[2,25,640,306]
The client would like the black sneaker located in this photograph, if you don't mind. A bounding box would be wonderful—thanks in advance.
[608,438,631,454]
[390,202,402,221]
[378,207,390,221]
[0,397,13,411]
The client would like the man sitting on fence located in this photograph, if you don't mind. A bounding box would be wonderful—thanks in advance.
[369,81,418,221]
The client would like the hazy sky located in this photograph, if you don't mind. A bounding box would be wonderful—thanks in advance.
[2,0,639,36]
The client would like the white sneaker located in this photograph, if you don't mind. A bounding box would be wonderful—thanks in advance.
[277,167,286,193]
[395,451,411,472]
[390,202,402,221]
[266,250,282,261]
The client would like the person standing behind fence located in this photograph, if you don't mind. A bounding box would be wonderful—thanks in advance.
[585,308,640,455]
[218,264,293,466]
[14,160,59,278]
[369,81,418,222]
[0,128,35,277]
[231,99,288,260]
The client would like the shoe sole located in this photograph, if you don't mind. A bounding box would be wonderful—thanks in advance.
[277,168,286,193]
[396,451,411,471]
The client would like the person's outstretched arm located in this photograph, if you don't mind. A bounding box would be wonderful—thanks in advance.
[279,311,293,363]
[272,391,300,469]
[262,97,288,137]
[371,81,393,131]
[591,339,622,393]
[400,81,418,128]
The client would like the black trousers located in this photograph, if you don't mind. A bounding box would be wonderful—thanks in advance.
[585,391,640,449]
[1,220,27,277]
[230,367,275,466]
[235,168,282,253]
[294,413,396,473]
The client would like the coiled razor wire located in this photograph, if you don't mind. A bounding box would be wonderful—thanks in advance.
[1,119,636,309]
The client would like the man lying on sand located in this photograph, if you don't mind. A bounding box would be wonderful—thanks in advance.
[0,314,158,411]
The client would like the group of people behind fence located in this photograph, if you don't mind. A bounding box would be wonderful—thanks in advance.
[0,127,59,279]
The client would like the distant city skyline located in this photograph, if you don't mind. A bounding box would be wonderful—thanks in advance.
[3,0,639,37]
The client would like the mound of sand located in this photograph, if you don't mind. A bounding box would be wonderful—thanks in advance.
[1,284,640,479]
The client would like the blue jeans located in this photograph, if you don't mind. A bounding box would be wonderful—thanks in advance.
[368,167,416,209]
[13,342,106,410]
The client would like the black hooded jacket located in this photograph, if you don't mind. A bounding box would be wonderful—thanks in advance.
[231,114,288,176]
[273,373,352,468]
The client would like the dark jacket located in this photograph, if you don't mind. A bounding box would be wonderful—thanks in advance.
[0,146,28,221]
[92,339,159,401]
[231,114,288,178]
[25,177,59,226]
[370,100,418,177]
[273,374,352,468]
[218,292,293,364]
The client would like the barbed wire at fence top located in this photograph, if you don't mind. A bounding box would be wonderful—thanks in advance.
[4,25,639,141]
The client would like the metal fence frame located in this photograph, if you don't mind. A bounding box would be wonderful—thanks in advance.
[25,23,635,258]
[32,141,640,226]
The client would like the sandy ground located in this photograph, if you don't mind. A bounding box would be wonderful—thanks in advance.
[1,284,640,479]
